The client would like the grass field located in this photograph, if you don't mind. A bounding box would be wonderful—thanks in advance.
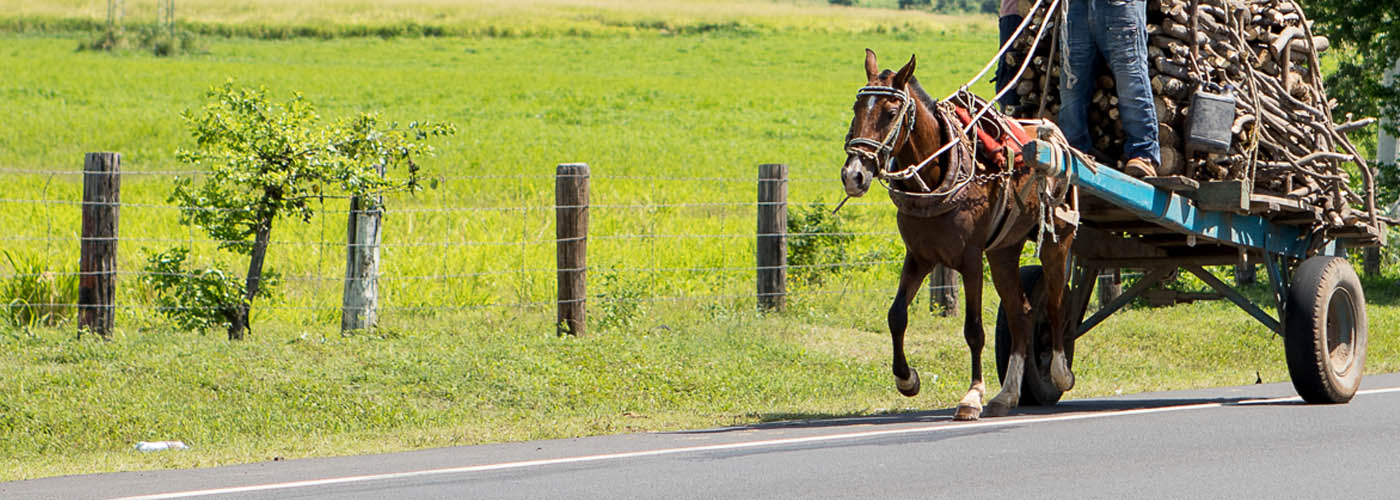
[2,0,987,38]
[0,0,1396,482]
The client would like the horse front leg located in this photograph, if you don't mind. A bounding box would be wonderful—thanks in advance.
[889,253,932,397]
[1043,227,1077,392]
[953,250,986,421]
[985,244,1029,417]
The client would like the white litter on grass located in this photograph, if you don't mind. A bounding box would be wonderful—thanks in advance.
[136,441,189,452]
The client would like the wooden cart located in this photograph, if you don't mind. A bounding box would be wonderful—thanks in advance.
[994,139,1386,405]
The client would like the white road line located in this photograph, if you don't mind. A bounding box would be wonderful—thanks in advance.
[112,386,1400,500]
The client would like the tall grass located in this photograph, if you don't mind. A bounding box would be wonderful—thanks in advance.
[0,250,78,329]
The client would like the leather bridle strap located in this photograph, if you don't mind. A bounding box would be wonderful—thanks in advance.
[844,85,916,178]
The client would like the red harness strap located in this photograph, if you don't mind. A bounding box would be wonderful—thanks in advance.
[952,105,1030,169]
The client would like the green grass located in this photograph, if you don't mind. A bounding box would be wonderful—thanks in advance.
[0,3,1397,482]
[1,0,991,39]
[6,275,1397,481]
[0,29,1000,328]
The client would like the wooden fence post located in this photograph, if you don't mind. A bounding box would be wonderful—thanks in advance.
[1234,262,1257,285]
[1097,269,1122,310]
[757,163,787,311]
[556,163,589,336]
[1363,248,1381,277]
[341,193,382,332]
[79,152,120,339]
[928,265,958,316]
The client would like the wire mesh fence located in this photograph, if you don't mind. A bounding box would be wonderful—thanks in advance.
[0,161,957,334]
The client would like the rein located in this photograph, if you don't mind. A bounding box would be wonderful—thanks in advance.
[863,0,1061,197]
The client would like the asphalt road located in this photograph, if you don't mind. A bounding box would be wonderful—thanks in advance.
[8,373,1400,500]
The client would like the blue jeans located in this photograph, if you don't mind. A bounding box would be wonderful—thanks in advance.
[1058,0,1159,164]
[996,14,1025,107]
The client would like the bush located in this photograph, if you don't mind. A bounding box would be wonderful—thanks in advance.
[79,24,206,57]
[787,202,854,285]
[929,0,998,14]
[829,0,858,6]
[140,247,277,334]
[594,271,645,332]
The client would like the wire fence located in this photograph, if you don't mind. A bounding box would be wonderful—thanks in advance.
[1,162,967,333]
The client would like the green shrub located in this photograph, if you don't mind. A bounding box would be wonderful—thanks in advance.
[140,247,277,334]
[79,24,206,57]
[787,202,855,285]
[594,271,645,332]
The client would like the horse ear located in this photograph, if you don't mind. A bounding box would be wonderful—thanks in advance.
[892,54,916,89]
[864,49,879,81]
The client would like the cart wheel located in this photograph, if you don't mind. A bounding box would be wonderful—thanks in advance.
[995,266,1075,406]
[1284,256,1367,404]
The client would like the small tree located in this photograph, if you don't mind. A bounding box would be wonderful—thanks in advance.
[173,81,453,339]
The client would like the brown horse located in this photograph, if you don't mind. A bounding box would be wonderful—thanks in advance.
[841,49,1077,420]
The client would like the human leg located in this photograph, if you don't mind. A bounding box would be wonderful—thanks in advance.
[1056,0,1098,154]
[1098,0,1160,165]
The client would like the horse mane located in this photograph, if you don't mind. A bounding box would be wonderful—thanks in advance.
[905,76,946,175]
[906,76,938,113]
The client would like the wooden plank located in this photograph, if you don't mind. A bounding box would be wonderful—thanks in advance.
[1071,226,1168,261]
[1086,221,1180,234]
[1143,175,1200,193]
[1248,193,1320,216]
[1194,180,1249,213]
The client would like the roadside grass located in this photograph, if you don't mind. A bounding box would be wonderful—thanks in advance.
[6,271,1395,481]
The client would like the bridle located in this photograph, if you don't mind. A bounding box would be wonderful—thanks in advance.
[844,85,917,178]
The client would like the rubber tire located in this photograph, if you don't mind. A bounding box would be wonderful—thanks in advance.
[994,266,1074,406]
[1284,256,1367,404]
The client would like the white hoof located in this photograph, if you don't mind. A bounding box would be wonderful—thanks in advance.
[1051,350,1074,392]
[954,386,984,420]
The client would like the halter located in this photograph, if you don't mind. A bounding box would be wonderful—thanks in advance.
[844,85,917,178]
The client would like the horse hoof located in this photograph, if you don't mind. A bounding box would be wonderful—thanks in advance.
[953,404,981,421]
[983,401,1011,418]
[1051,354,1075,392]
[1053,371,1075,392]
[895,368,920,397]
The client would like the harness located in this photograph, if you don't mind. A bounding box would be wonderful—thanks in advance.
[846,84,1070,250]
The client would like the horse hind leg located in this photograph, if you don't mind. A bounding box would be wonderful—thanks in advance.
[1043,225,1077,392]
[888,254,932,397]
[984,245,1028,418]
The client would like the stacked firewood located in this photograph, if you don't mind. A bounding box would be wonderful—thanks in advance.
[1003,0,1372,228]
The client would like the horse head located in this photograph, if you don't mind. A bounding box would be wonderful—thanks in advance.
[842,49,917,198]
